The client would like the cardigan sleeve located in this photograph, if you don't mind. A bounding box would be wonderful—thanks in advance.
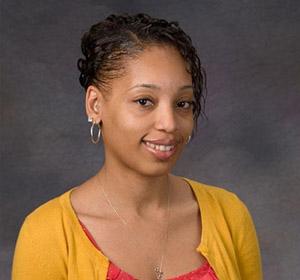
[12,215,68,280]
[234,198,264,280]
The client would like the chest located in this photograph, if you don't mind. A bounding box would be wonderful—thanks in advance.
[78,204,207,279]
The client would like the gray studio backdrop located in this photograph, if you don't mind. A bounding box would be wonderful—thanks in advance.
[1,0,299,279]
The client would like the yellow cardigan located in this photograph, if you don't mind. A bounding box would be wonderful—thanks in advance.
[12,177,263,280]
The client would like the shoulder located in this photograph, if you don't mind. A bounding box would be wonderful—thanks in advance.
[183,177,250,221]
[184,177,258,240]
[19,188,74,239]
[184,177,244,205]
[12,189,73,279]
[25,191,64,223]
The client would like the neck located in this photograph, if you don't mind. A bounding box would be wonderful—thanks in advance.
[94,164,172,218]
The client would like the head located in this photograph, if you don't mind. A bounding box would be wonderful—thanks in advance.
[77,13,207,176]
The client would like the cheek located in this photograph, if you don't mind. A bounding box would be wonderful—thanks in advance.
[177,116,194,133]
[109,109,145,141]
[116,112,140,130]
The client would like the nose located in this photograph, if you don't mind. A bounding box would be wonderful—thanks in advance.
[154,104,178,133]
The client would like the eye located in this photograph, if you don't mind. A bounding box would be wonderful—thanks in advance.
[177,101,195,109]
[135,98,153,107]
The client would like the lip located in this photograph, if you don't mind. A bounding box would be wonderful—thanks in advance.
[142,141,177,160]
[143,139,177,145]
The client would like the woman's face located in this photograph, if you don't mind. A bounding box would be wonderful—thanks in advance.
[90,45,195,177]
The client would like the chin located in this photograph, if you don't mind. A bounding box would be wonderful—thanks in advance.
[134,161,176,178]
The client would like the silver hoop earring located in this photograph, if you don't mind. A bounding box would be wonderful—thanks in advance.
[90,122,101,144]
[186,135,191,144]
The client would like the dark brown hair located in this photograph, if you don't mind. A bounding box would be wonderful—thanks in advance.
[77,13,207,132]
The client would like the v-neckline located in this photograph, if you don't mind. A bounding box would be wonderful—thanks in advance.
[63,176,207,263]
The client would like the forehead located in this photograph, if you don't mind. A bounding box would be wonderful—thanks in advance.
[109,45,192,96]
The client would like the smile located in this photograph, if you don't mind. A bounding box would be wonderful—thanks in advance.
[142,141,177,160]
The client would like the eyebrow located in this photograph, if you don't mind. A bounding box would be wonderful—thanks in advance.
[127,83,193,92]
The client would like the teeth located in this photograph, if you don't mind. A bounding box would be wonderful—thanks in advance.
[144,141,175,152]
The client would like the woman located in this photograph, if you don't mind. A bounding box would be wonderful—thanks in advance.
[12,13,263,280]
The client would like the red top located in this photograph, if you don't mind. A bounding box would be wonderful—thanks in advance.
[79,220,219,280]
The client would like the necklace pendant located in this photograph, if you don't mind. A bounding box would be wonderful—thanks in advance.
[154,267,164,280]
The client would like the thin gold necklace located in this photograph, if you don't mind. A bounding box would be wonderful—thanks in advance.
[97,175,171,280]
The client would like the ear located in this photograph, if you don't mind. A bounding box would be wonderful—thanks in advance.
[85,85,104,123]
